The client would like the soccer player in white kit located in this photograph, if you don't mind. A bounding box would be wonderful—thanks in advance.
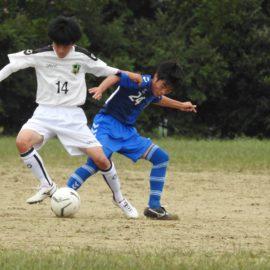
[0,16,139,218]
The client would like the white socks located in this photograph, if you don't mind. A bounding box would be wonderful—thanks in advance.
[20,147,53,187]
[101,161,124,203]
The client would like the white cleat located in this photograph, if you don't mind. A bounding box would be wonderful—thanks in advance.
[114,198,139,219]
[26,182,57,204]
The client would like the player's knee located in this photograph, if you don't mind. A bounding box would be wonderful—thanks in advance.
[159,148,169,163]
[92,155,110,170]
[16,136,31,153]
[148,146,169,165]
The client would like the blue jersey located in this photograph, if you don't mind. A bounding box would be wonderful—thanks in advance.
[99,73,162,126]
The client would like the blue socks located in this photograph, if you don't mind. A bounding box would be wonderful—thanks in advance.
[67,158,98,190]
[67,156,124,202]
[145,145,169,209]
[67,144,169,210]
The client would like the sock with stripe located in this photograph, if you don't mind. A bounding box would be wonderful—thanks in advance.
[66,158,98,190]
[145,145,169,209]
[20,147,53,187]
[101,161,124,203]
[66,158,124,203]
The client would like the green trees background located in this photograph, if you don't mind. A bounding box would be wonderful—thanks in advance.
[0,0,269,137]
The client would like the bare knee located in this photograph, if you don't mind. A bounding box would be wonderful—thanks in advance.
[85,147,111,170]
[92,155,110,170]
[16,136,32,153]
[16,130,43,153]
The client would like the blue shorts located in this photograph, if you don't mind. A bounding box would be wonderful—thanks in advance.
[91,114,152,162]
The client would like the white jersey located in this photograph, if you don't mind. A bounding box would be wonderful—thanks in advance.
[0,46,118,106]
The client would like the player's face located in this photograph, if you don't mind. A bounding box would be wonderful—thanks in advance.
[151,74,172,96]
[52,43,73,58]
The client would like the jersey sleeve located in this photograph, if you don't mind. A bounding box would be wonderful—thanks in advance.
[84,56,118,77]
[0,50,35,81]
[152,96,162,103]
[8,50,36,69]
[118,72,139,90]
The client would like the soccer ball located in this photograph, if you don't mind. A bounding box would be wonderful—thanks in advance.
[51,187,80,217]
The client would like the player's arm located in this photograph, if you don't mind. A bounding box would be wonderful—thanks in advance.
[119,70,142,85]
[85,54,142,85]
[0,63,20,82]
[156,96,197,113]
[89,75,120,100]
[0,51,35,83]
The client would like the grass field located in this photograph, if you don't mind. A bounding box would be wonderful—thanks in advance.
[0,137,269,269]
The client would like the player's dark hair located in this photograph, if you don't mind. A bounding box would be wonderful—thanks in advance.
[154,60,183,90]
[48,16,81,45]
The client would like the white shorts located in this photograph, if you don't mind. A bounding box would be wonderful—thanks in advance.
[21,105,101,156]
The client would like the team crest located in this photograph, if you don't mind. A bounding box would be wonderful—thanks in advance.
[72,64,81,74]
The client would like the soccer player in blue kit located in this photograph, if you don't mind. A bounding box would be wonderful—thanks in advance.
[67,60,197,220]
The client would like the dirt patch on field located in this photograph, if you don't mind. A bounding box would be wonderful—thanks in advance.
[0,160,269,253]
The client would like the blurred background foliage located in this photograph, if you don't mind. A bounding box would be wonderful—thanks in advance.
[0,0,269,138]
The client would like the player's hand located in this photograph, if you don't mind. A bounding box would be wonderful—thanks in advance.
[89,87,103,100]
[181,102,197,113]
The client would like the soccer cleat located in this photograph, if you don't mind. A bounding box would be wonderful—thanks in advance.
[26,182,57,204]
[144,206,179,220]
[113,198,139,219]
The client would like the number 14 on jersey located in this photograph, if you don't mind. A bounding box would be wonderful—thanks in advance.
[56,81,69,94]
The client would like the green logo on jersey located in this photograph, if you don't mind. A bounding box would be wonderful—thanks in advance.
[72,64,81,74]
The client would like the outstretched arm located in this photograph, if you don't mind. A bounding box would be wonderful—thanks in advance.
[156,96,197,113]
[0,50,36,83]
[0,63,19,82]
[89,75,120,100]
[120,70,142,85]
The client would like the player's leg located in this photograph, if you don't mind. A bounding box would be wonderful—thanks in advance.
[16,128,56,203]
[66,142,138,218]
[67,144,113,191]
[65,121,115,191]
[144,145,168,209]
[84,147,122,202]
[143,145,178,220]
[66,157,99,190]
[82,146,138,218]
[120,134,178,220]
[59,110,138,218]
